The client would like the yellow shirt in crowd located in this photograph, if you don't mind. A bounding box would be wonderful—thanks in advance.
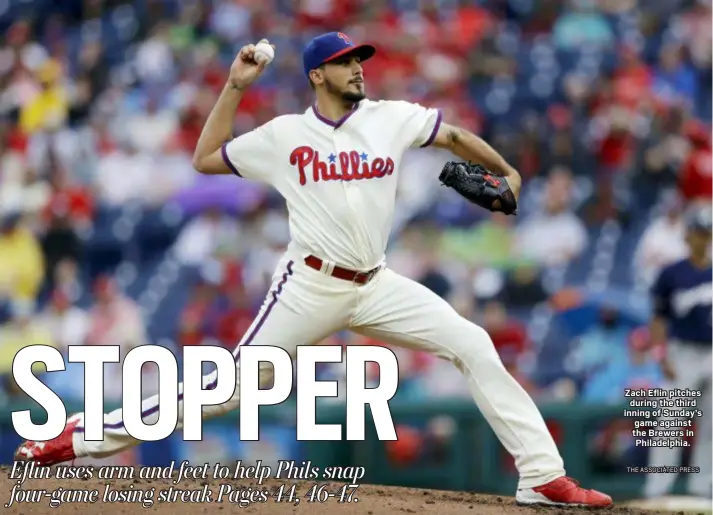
[19,86,69,135]
[0,322,56,375]
[0,227,45,303]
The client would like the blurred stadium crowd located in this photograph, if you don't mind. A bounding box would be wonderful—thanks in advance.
[0,0,710,410]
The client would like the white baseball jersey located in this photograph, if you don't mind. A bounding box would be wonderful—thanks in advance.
[221,99,442,271]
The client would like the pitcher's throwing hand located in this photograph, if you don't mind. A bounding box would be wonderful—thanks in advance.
[230,39,275,90]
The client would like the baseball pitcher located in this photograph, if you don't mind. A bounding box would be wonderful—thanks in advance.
[17,32,612,508]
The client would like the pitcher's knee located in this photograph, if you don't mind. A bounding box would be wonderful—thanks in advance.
[442,320,503,366]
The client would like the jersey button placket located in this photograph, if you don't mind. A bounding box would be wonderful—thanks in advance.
[333,131,367,266]
[331,134,349,192]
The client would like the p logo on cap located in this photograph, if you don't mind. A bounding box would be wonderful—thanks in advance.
[302,31,376,77]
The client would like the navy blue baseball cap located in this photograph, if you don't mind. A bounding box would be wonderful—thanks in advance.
[685,204,713,233]
[302,32,376,78]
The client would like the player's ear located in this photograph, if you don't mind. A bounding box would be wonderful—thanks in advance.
[309,67,324,86]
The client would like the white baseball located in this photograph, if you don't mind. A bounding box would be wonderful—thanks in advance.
[254,41,274,65]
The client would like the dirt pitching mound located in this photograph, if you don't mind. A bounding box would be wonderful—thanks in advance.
[1,467,674,514]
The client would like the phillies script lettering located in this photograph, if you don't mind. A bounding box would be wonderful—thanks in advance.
[290,146,395,186]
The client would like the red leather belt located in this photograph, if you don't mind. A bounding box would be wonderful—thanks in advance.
[304,255,381,285]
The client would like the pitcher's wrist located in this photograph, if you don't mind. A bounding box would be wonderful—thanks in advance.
[228,80,246,91]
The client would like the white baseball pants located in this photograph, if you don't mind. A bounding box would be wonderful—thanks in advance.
[73,250,566,489]
[644,341,712,498]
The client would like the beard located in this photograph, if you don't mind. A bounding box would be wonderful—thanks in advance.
[325,76,365,103]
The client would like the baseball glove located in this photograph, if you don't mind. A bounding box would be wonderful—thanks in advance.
[438,161,518,215]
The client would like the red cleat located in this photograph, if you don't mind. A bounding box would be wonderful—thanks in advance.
[516,476,613,508]
[14,415,80,466]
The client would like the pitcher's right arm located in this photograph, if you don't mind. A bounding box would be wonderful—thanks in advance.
[192,40,273,175]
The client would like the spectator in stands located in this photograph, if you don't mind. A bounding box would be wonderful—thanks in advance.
[580,327,664,404]
[123,93,180,154]
[481,299,530,367]
[417,248,453,300]
[514,112,544,180]
[544,126,587,176]
[590,104,640,218]
[641,106,691,197]
[561,72,591,129]
[36,289,90,355]
[243,207,291,296]
[634,194,688,286]
[1,19,48,77]
[39,163,92,295]
[448,290,477,320]
[652,43,699,109]
[441,212,523,270]
[0,132,52,219]
[467,31,516,84]
[177,306,207,347]
[134,22,177,87]
[673,0,712,73]
[552,0,614,50]
[678,121,712,203]
[52,258,83,304]
[564,306,631,388]
[214,273,255,348]
[481,299,542,393]
[513,167,589,266]
[177,281,213,348]
[499,263,549,308]
[178,267,228,347]
[82,275,150,400]
[0,301,55,376]
[85,275,148,350]
[511,0,559,37]
[610,45,653,113]
[385,221,433,279]
[94,137,155,207]
[19,58,68,135]
[42,161,95,231]
[173,207,242,267]
[149,138,197,206]
[40,212,83,297]
[0,210,45,306]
